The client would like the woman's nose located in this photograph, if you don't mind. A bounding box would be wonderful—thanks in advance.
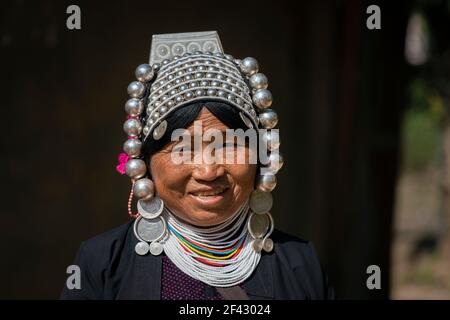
[192,163,225,182]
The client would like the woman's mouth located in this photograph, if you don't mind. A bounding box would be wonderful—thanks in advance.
[189,187,229,206]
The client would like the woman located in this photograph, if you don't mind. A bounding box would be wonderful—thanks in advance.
[61,31,334,300]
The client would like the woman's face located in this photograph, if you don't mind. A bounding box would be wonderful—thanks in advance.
[150,107,257,226]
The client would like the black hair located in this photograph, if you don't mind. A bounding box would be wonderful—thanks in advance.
[141,101,252,167]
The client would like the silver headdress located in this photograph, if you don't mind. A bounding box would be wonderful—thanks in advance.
[120,31,283,256]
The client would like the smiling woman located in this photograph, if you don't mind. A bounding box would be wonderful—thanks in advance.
[60,31,334,300]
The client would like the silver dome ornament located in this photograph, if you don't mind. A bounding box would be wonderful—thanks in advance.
[261,129,280,151]
[135,64,154,82]
[258,109,278,129]
[239,57,259,76]
[267,152,284,173]
[153,120,167,140]
[123,138,142,158]
[252,89,273,109]
[262,238,274,252]
[256,173,277,192]
[249,190,273,214]
[135,241,150,255]
[248,212,270,239]
[252,239,263,252]
[123,118,142,137]
[249,73,268,90]
[125,98,144,116]
[133,178,154,200]
[125,159,147,180]
[127,81,146,98]
[150,242,164,256]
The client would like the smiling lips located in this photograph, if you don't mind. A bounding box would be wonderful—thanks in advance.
[189,187,229,206]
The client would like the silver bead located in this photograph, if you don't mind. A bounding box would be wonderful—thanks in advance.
[195,89,205,97]
[261,130,280,151]
[152,63,161,71]
[249,190,273,214]
[127,81,145,98]
[189,82,198,88]
[135,64,154,82]
[217,90,226,98]
[256,174,277,192]
[195,72,203,78]
[207,89,217,96]
[180,84,188,91]
[225,54,234,61]
[240,57,259,76]
[252,89,272,109]
[267,152,284,173]
[249,73,268,90]
[175,95,184,103]
[162,59,170,65]
[259,109,278,129]
[133,178,155,199]
[160,105,168,113]
[126,159,147,180]
[200,80,209,87]
[125,98,144,116]
[123,118,142,137]
[123,138,142,158]
[143,126,150,136]
[184,91,194,100]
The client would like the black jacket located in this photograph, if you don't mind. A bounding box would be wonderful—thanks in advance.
[60,221,335,300]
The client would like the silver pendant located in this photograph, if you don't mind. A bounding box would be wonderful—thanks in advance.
[153,120,167,140]
[239,112,254,129]
[252,239,263,252]
[135,216,166,242]
[249,190,273,214]
[137,196,164,219]
[135,241,150,255]
[248,212,269,238]
[262,238,274,252]
[149,241,164,255]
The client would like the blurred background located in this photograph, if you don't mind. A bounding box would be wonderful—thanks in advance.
[1,0,449,299]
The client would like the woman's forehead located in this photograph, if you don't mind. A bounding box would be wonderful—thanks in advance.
[184,107,229,133]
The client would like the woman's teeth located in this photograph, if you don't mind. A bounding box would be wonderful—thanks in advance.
[193,189,226,197]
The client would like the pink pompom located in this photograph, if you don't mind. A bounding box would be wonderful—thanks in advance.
[116,152,130,175]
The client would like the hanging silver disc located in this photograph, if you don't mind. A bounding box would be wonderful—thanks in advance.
[137,196,164,219]
[136,216,165,242]
[153,120,167,140]
[249,212,270,239]
[149,241,164,256]
[249,190,273,214]
[252,239,263,252]
[135,241,150,255]
[240,112,254,129]
[262,238,274,252]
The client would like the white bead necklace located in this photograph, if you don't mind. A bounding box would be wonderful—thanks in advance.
[162,200,261,287]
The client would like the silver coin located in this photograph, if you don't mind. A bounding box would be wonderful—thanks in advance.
[249,190,273,214]
[262,238,274,252]
[153,120,167,140]
[149,241,164,256]
[135,241,149,255]
[137,197,164,219]
[249,213,270,239]
[137,216,165,242]
[252,239,263,252]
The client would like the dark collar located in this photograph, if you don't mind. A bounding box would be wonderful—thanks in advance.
[119,235,274,300]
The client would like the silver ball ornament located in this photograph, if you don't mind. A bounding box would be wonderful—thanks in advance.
[260,130,280,151]
[239,57,259,76]
[126,159,147,180]
[259,109,278,129]
[267,152,284,173]
[123,118,142,137]
[135,64,154,82]
[252,89,273,109]
[133,178,155,200]
[125,98,144,116]
[249,73,268,90]
[256,174,277,192]
[127,81,146,98]
[123,138,142,158]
